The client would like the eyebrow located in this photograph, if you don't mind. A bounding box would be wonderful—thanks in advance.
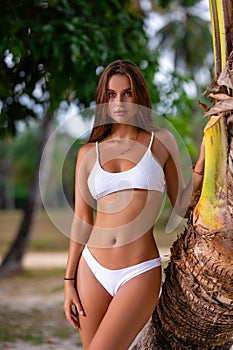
[107,88,132,93]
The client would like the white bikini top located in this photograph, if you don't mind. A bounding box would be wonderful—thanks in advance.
[87,132,165,200]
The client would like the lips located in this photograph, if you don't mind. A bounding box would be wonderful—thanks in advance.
[114,109,127,115]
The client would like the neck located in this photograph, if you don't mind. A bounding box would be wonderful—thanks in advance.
[111,124,139,139]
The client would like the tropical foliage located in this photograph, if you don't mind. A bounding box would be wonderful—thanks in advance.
[0,0,158,137]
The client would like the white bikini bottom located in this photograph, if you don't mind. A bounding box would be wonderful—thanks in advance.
[82,246,161,297]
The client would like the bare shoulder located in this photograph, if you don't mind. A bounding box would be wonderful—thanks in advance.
[78,142,95,157]
[154,128,176,143]
[152,128,179,166]
[154,128,178,153]
[76,142,96,172]
[78,142,96,158]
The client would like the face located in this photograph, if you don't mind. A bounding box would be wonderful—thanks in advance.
[107,74,137,124]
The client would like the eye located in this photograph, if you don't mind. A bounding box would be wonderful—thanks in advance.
[108,91,116,98]
[124,90,132,97]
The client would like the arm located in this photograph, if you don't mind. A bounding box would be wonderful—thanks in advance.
[162,131,205,217]
[180,139,205,215]
[64,145,94,329]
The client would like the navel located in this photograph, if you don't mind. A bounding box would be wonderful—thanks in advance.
[111,238,117,245]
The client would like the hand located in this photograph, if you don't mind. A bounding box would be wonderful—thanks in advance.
[199,138,205,162]
[194,137,205,173]
[64,282,84,329]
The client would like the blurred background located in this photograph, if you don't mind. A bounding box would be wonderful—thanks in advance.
[0,0,213,348]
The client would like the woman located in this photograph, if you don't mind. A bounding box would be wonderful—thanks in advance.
[64,59,205,350]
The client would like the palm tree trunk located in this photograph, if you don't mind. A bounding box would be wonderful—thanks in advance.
[134,112,233,350]
[133,1,233,349]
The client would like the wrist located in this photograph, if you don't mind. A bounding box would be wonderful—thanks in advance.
[192,161,204,176]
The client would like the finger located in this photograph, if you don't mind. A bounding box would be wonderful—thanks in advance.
[69,313,80,329]
[74,302,85,316]
[64,305,80,329]
[71,298,85,316]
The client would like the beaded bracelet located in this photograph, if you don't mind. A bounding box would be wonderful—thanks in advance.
[64,277,76,280]
[192,164,204,176]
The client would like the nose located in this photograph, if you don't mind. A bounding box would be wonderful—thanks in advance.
[115,93,124,104]
[114,94,124,108]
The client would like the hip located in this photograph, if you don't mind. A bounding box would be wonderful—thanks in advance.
[87,229,160,270]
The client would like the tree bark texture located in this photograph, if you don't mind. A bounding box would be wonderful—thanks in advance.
[134,220,233,350]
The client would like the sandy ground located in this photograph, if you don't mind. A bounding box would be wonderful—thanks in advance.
[1,252,156,350]
[0,253,82,350]
[1,251,232,350]
[0,259,83,350]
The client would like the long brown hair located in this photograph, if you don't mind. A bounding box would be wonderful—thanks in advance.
[88,59,154,142]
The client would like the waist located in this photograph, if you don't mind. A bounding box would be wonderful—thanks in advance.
[87,231,159,269]
[88,190,163,249]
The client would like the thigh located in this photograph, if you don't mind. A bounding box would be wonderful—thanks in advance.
[88,265,161,350]
[77,256,113,349]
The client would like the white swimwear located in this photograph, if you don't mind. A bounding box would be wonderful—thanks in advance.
[87,132,165,200]
[82,246,161,297]
[85,132,163,295]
